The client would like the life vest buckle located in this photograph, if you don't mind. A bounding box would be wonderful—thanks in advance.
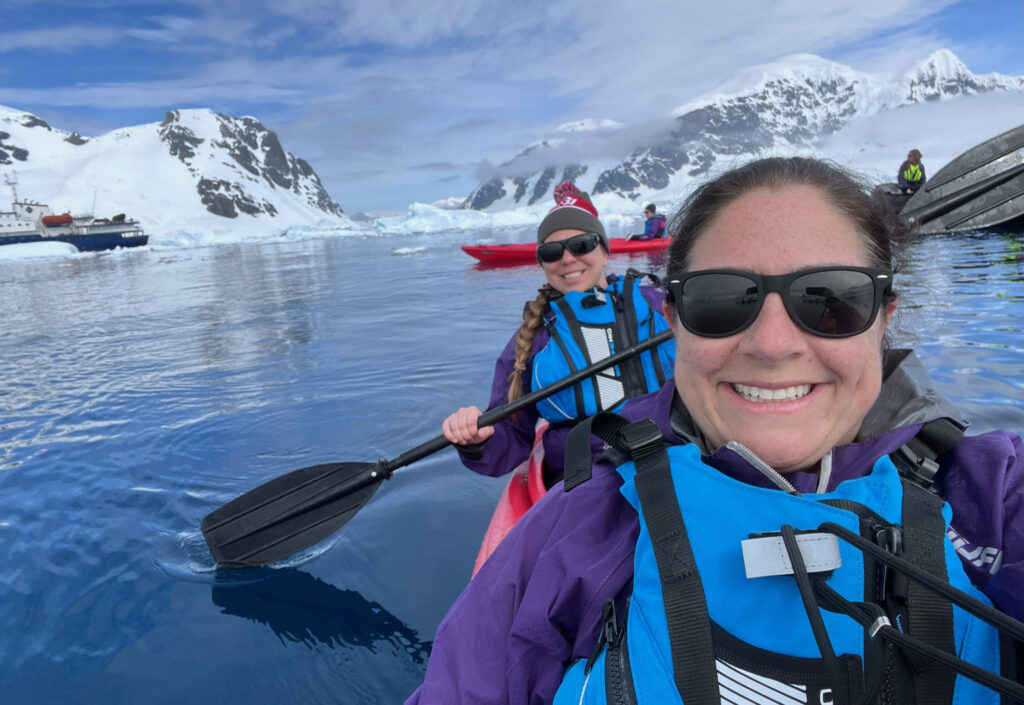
[895,442,941,491]
[873,523,905,601]
[616,419,663,454]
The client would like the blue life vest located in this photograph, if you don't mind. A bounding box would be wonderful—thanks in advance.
[532,273,674,423]
[554,437,1004,705]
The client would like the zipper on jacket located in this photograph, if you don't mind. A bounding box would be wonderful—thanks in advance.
[870,519,906,705]
[725,441,801,495]
[584,599,618,673]
[600,598,638,705]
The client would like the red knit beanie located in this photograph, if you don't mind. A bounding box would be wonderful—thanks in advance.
[536,181,608,249]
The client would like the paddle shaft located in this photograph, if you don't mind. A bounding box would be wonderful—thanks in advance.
[379,328,674,475]
[902,162,1024,225]
[202,327,676,567]
[276,328,673,512]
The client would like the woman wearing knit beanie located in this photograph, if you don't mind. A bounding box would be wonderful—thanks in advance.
[441,180,675,508]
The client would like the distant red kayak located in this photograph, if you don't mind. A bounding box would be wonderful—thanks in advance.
[462,237,671,264]
[472,421,549,577]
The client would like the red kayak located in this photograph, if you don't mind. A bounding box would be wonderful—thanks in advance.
[462,237,671,264]
[472,421,549,577]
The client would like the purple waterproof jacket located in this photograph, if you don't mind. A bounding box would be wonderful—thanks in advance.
[407,349,1023,705]
[456,273,666,478]
[633,214,667,241]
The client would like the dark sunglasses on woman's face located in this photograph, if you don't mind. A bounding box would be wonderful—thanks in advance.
[664,266,894,338]
[536,232,603,264]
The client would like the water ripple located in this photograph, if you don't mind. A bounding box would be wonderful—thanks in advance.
[0,231,1020,704]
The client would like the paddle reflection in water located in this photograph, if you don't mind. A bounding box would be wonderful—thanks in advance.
[211,568,430,663]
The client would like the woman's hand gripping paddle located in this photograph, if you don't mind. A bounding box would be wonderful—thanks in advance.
[201,329,674,568]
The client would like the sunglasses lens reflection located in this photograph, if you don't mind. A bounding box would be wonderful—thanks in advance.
[681,273,759,336]
[537,234,599,263]
[678,269,881,338]
[788,270,875,335]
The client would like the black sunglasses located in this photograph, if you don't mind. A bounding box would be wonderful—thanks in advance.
[665,266,894,338]
[536,232,603,264]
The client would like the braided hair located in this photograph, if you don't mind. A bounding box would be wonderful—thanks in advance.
[506,285,558,404]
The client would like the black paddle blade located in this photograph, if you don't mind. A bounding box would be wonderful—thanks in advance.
[202,461,383,568]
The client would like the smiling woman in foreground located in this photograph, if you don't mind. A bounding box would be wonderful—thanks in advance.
[407,157,1023,705]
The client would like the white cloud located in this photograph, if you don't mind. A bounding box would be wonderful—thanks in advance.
[0,0,1020,210]
[0,26,122,52]
[816,91,1024,186]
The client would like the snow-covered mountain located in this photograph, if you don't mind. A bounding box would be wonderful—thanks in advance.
[466,50,1024,211]
[0,107,348,237]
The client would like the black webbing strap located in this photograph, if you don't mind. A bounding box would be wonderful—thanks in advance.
[649,311,669,389]
[999,632,1024,705]
[628,420,720,705]
[545,297,589,417]
[616,271,649,399]
[900,479,957,702]
[893,418,963,491]
[892,418,963,703]
[562,412,631,491]
[625,268,669,389]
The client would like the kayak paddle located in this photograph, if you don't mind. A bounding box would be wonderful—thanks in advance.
[201,328,674,568]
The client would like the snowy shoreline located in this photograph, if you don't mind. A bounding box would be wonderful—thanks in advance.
[3,90,1020,258]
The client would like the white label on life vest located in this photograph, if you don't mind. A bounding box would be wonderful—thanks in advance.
[741,533,841,579]
[580,326,623,410]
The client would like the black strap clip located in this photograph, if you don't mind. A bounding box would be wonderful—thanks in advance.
[895,441,941,492]
[616,419,664,455]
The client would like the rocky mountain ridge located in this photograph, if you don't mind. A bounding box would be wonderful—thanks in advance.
[157,110,344,219]
[465,49,1024,211]
[0,106,345,233]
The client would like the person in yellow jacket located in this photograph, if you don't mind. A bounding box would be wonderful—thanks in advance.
[898,148,926,195]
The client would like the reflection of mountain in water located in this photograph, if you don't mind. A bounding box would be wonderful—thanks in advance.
[212,568,430,664]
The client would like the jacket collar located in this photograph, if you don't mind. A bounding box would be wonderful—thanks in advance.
[663,349,965,493]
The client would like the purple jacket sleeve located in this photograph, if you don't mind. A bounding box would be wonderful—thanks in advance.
[639,282,666,315]
[936,430,1024,620]
[405,386,671,705]
[643,215,666,239]
[404,463,638,705]
[456,329,545,478]
[636,216,663,241]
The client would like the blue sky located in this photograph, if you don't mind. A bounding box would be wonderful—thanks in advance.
[1,0,1021,212]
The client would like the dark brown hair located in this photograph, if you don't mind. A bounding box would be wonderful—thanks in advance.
[664,157,913,350]
[666,157,911,286]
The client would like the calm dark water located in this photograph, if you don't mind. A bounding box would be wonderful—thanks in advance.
[0,228,1021,704]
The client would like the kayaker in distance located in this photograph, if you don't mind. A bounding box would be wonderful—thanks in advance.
[626,202,666,240]
[898,148,926,195]
[409,157,1022,704]
[441,181,675,487]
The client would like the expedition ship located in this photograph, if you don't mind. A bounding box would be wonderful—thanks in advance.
[1,178,148,252]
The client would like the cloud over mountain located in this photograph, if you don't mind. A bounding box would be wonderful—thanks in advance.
[465,50,1024,211]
